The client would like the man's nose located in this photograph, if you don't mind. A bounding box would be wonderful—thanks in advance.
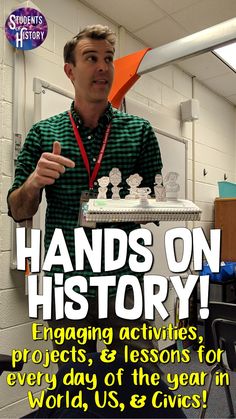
[97,59,108,72]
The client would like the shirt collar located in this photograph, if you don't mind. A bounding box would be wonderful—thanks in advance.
[70,101,113,127]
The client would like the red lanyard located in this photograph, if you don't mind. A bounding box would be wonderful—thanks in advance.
[68,111,111,189]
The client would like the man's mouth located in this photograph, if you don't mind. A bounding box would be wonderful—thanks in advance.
[93,79,108,85]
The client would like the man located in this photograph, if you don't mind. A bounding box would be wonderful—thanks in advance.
[8,25,163,370]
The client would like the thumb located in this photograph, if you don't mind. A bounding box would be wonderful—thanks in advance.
[53,141,61,155]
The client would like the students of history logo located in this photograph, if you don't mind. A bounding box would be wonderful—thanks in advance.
[5,7,48,50]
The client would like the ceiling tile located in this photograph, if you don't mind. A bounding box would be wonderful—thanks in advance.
[152,0,201,15]
[77,2,118,33]
[134,16,187,47]
[203,72,236,97]
[81,0,165,32]
[226,94,236,105]
[171,0,236,33]
[178,52,231,80]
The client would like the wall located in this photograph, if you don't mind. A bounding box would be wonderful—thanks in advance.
[0,0,236,416]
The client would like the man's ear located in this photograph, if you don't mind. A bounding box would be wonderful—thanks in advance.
[64,63,75,83]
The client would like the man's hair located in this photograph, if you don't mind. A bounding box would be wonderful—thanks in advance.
[64,24,116,65]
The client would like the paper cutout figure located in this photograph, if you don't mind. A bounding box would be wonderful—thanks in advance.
[137,187,151,204]
[109,168,122,199]
[164,171,180,200]
[154,174,166,201]
[125,173,143,199]
[97,176,110,199]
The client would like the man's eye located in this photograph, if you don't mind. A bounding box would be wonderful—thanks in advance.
[87,56,97,62]
[105,56,113,63]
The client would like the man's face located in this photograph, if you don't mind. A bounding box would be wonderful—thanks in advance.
[65,38,114,104]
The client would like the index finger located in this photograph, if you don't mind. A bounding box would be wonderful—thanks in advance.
[44,152,75,168]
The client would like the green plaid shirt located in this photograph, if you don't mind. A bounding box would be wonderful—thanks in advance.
[8,102,162,297]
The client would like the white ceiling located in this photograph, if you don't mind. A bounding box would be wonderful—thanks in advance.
[81,0,236,105]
